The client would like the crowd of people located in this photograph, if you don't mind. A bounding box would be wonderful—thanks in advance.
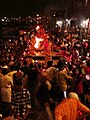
[0,16,90,120]
[0,58,90,119]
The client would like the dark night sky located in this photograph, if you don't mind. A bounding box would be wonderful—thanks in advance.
[0,0,69,17]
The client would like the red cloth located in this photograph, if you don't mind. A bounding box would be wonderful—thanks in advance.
[84,67,90,75]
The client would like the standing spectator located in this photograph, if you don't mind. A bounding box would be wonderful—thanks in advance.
[72,67,84,102]
[7,64,17,78]
[67,92,87,120]
[56,60,72,96]
[54,89,90,120]
[84,60,90,75]
[46,60,56,85]
[11,78,31,120]
[27,62,39,108]
[0,65,13,103]
[21,60,29,77]
[0,65,13,118]
[21,60,29,89]
[36,71,54,120]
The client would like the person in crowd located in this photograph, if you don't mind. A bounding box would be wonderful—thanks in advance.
[84,60,90,75]
[56,60,72,95]
[11,77,31,120]
[72,46,79,63]
[46,60,56,85]
[67,92,79,100]
[13,62,24,83]
[82,61,90,98]
[36,71,54,120]
[72,67,84,102]
[85,89,90,110]
[27,62,39,108]
[0,65,13,118]
[36,71,52,107]
[21,60,29,77]
[54,89,90,120]
[7,64,17,78]
[20,60,29,89]
[67,92,89,120]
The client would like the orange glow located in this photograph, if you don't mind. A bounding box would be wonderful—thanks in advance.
[34,37,43,48]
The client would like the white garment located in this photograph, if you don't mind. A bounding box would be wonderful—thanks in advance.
[1,87,11,103]
[0,75,13,102]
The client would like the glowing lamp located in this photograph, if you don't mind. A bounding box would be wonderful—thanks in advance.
[36,26,40,30]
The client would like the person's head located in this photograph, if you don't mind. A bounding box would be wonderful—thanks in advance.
[14,78,23,91]
[57,60,64,70]
[37,63,42,70]
[9,64,15,71]
[47,60,53,67]
[2,65,8,75]
[73,67,82,76]
[67,92,79,100]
